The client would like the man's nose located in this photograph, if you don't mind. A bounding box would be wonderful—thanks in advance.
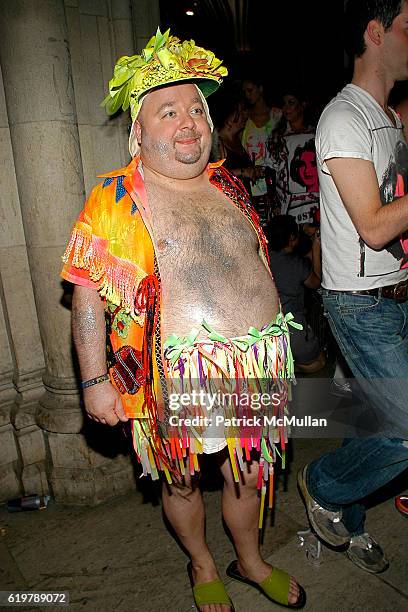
[178,110,196,129]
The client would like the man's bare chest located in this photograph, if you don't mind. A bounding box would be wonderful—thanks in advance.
[145,186,258,260]
[142,180,277,336]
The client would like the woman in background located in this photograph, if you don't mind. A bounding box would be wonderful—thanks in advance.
[211,92,263,196]
[266,88,319,225]
[241,76,282,224]
[213,93,264,197]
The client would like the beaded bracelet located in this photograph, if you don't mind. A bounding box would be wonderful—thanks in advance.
[81,373,110,389]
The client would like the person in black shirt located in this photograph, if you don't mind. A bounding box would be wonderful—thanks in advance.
[267,215,325,372]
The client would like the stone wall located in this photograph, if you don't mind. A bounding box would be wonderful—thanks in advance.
[0,0,159,505]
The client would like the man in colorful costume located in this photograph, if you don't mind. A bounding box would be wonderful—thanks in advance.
[61,28,305,611]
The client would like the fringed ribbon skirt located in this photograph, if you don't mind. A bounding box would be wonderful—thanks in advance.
[131,311,299,527]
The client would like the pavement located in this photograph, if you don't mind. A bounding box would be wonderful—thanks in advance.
[1,434,407,612]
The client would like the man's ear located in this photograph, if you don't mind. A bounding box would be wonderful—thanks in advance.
[365,19,384,47]
[134,120,142,144]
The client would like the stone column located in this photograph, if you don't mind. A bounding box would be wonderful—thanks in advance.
[0,62,48,501]
[0,0,135,503]
[0,295,21,500]
[0,67,20,499]
[0,0,84,435]
[64,0,134,193]
[110,0,139,165]
[0,66,45,413]
[0,297,15,422]
[64,0,160,190]
[131,0,160,51]
[0,0,161,504]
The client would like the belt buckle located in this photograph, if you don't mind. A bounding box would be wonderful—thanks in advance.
[393,281,408,302]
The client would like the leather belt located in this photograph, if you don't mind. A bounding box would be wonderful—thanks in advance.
[346,280,408,303]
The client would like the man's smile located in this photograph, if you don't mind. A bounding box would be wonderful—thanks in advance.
[175,137,200,145]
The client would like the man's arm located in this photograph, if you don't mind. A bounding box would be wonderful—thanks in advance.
[72,285,128,426]
[326,157,408,250]
[304,235,321,289]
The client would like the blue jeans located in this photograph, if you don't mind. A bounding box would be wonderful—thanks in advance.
[307,290,408,535]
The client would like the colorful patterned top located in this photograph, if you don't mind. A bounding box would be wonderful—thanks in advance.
[61,156,270,423]
[241,109,282,197]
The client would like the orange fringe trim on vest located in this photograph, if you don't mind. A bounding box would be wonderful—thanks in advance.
[62,223,147,322]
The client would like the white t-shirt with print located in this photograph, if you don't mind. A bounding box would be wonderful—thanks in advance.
[242,109,282,197]
[266,128,319,223]
[316,83,408,290]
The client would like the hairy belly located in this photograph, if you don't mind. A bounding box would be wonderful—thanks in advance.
[159,254,279,339]
[144,181,280,339]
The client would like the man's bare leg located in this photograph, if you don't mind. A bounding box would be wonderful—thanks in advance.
[162,473,232,612]
[219,454,301,605]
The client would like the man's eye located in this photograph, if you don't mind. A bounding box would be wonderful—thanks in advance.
[163,111,176,118]
[191,107,204,115]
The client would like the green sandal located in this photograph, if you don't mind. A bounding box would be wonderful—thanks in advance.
[226,560,306,609]
[188,562,235,611]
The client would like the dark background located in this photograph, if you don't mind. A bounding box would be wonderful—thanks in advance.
[159,0,347,114]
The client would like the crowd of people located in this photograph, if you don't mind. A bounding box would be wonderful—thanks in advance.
[61,1,408,610]
[209,79,331,373]
[210,80,320,225]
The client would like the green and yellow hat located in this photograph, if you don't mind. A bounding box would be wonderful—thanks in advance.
[102,27,227,130]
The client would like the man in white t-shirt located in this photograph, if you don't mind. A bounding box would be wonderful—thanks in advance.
[298,0,408,575]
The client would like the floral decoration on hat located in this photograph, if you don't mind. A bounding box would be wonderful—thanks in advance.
[102,27,227,121]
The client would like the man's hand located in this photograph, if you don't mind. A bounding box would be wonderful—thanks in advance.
[83,381,128,425]
[241,166,265,181]
[72,286,129,426]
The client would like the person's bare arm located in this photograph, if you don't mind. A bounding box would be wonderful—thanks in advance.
[326,157,408,250]
[230,166,264,181]
[304,235,321,289]
[72,285,128,426]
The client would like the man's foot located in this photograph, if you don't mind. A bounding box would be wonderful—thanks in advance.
[395,495,408,516]
[346,533,389,574]
[294,351,326,374]
[188,561,234,611]
[297,465,350,547]
[226,559,305,608]
[330,378,353,398]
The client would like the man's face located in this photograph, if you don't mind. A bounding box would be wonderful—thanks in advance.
[383,1,408,80]
[135,83,212,179]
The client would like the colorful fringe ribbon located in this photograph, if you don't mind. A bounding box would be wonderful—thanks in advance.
[131,314,299,528]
